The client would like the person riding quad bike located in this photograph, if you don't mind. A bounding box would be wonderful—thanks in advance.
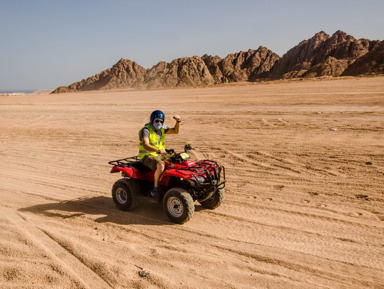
[138,110,181,199]
[109,111,225,224]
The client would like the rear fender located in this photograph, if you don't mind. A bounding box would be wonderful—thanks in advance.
[110,166,155,181]
[110,166,124,174]
[110,166,134,176]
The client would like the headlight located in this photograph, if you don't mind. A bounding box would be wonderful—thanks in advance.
[194,176,206,183]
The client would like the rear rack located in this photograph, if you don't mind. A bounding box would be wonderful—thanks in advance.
[108,156,139,167]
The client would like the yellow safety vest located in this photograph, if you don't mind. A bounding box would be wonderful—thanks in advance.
[138,124,165,159]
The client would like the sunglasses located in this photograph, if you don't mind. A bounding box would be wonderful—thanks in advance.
[154,119,164,124]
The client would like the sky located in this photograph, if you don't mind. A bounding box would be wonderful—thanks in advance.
[1,0,384,91]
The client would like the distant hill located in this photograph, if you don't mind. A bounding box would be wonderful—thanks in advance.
[52,31,384,93]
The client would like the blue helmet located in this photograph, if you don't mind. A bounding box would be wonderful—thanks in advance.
[150,110,165,123]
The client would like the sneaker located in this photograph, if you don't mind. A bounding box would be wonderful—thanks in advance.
[150,187,158,199]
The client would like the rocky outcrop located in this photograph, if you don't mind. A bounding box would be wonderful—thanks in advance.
[342,41,384,76]
[52,59,146,93]
[270,30,377,78]
[52,31,384,93]
[52,69,111,93]
[100,59,146,89]
[144,56,215,88]
[52,49,279,93]
[203,47,279,83]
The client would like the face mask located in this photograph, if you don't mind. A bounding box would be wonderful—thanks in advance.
[152,118,163,130]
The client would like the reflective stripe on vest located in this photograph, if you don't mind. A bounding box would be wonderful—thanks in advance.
[138,124,165,159]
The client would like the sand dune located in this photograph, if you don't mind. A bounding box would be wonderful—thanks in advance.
[1,77,384,288]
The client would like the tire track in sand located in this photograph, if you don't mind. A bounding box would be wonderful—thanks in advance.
[0,208,112,289]
[210,147,347,178]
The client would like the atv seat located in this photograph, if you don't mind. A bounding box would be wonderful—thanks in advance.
[131,161,152,172]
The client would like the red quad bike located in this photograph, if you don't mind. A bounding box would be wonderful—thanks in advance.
[108,144,226,224]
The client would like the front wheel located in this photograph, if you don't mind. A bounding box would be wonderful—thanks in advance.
[163,188,194,224]
[199,188,225,209]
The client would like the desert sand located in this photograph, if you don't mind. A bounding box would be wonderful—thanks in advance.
[1,77,383,288]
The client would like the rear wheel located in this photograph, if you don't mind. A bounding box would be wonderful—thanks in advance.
[163,188,194,224]
[199,188,225,209]
[112,179,139,211]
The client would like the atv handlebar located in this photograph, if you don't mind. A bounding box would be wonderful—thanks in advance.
[158,144,194,163]
[159,144,193,155]
[183,144,194,153]
[165,148,175,154]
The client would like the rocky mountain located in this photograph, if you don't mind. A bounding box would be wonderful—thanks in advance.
[201,47,280,83]
[270,30,379,78]
[53,59,146,93]
[342,41,384,76]
[144,56,215,88]
[52,31,383,93]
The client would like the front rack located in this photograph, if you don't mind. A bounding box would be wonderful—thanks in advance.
[176,159,226,189]
[176,160,219,175]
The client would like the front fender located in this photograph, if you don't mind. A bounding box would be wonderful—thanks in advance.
[159,169,193,186]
